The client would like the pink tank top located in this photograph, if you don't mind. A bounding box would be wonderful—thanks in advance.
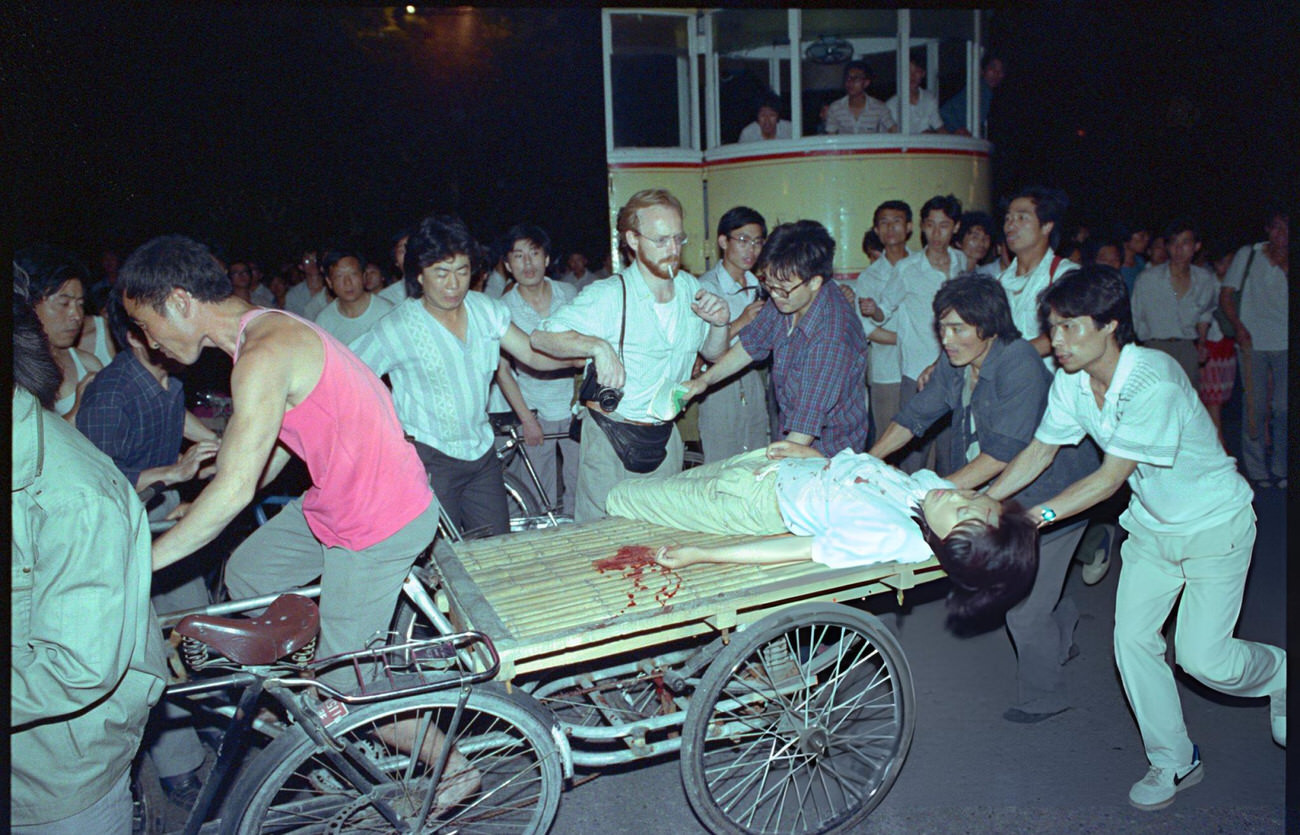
[234,309,432,549]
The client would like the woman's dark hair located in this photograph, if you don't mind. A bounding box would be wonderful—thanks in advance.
[120,235,232,312]
[14,243,90,305]
[12,276,63,409]
[929,501,1039,629]
[956,211,996,262]
[403,214,485,298]
[1037,264,1136,347]
[932,273,1021,342]
[754,220,835,284]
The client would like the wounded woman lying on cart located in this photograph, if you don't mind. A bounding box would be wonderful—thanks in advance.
[606,441,1039,622]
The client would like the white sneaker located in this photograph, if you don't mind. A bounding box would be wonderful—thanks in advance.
[1270,688,1286,747]
[1128,746,1203,811]
[1080,524,1114,585]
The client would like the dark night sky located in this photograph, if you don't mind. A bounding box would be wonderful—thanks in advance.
[7,3,1296,270]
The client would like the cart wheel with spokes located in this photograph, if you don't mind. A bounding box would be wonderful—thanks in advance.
[680,603,916,835]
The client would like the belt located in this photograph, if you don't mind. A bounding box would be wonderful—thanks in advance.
[584,402,662,427]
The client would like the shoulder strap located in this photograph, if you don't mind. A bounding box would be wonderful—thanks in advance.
[1047,254,1065,282]
[618,275,627,359]
[1239,246,1257,298]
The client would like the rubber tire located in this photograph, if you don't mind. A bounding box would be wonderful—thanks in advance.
[680,603,916,835]
[504,471,543,529]
[221,683,563,835]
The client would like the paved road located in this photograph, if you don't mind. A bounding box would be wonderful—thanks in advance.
[545,485,1288,834]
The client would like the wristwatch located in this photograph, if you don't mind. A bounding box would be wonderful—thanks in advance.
[1039,507,1057,524]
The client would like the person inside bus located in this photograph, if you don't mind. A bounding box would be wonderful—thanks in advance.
[738,93,792,142]
[887,55,945,133]
[823,61,898,135]
[606,442,1037,625]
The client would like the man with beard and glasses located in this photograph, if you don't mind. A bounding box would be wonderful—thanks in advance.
[531,189,731,521]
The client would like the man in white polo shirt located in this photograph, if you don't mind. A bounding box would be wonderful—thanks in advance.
[987,265,1286,812]
[997,185,1077,359]
[695,206,770,462]
[350,214,573,537]
[531,188,731,521]
[499,223,581,516]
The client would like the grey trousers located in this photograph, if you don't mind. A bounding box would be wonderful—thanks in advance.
[1240,347,1287,481]
[505,415,579,517]
[574,408,684,523]
[224,497,440,688]
[697,367,770,464]
[1005,518,1088,712]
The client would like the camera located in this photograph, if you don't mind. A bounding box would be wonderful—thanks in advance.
[579,365,624,412]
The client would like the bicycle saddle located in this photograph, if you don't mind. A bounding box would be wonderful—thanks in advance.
[174,594,320,666]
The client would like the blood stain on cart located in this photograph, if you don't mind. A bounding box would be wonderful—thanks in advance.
[593,545,683,614]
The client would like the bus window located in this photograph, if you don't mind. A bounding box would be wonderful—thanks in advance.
[608,13,693,149]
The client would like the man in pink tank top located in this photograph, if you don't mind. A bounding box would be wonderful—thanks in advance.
[120,235,439,687]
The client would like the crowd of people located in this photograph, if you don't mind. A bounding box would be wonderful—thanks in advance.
[11,183,1287,829]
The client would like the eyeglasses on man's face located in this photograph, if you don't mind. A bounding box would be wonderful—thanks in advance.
[758,275,809,299]
[727,233,766,250]
[635,231,688,250]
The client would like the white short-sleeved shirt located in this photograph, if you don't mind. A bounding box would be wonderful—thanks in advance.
[698,262,761,346]
[997,252,1078,368]
[285,282,328,320]
[1035,344,1252,534]
[502,279,579,421]
[482,271,508,299]
[378,280,410,305]
[536,262,710,423]
[313,294,395,346]
[1223,242,1288,351]
[879,248,966,380]
[349,293,512,460]
[775,450,951,568]
[824,95,897,134]
[738,120,793,142]
[836,254,908,385]
[1130,263,1217,341]
[886,90,944,133]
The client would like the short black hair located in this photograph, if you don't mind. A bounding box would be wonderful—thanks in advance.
[105,287,135,354]
[502,224,552,257]
[873,199,912,226]
[843,60,873,82]
[717,206,767,240]
[1037,264,1136,347]
[320,248,366,278]
[862,228,884,255]
[14,243,90,305]
[919,194,962,247]
[403,214,484,298]
[956,211,996,248]
[753,220,835,284]
[120,235,232,312]
[1003,186,1069,251]
[932,273,1021,342]
[1162,217,1199,242]
[755,92,783,117]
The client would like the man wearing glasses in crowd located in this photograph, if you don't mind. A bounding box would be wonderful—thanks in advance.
[680,220,869,457]
[531,188,731,521]
[695,206,772,462]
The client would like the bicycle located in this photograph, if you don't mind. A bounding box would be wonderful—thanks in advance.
[139,592,567,834]
[490,414,575,533]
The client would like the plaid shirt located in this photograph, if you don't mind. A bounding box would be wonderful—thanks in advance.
[75,351,185,487]
[740,283,869,456]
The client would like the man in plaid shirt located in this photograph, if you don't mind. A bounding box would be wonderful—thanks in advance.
[681,220,869,456]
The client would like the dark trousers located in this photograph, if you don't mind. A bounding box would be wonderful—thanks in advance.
[414,443,509,538]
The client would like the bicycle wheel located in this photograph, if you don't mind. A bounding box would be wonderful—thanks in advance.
[680,603,915,835]
[503,471,542,530]
[223,684,563,835]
